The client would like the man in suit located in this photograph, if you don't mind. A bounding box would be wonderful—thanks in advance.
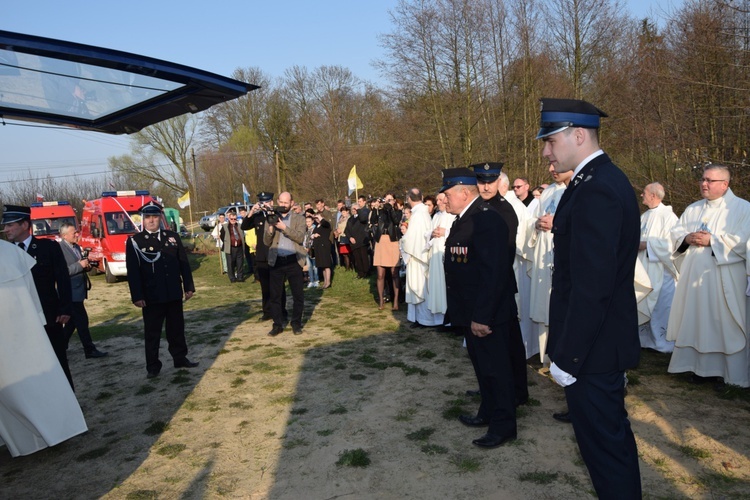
[59,222,108,359]
[264,191,306,336]
[471,162,528,407]
[539,98,642,498]
[126,201,198,378]
[220,208,245,283]
[2,204,75,389]
[441,169,517,448]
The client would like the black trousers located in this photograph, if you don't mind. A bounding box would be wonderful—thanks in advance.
[351,245,370,278]
[62,301,96,354]
[142,299,189,373]
[566,371,642,499]
[227,245,245,281]
[269,256,304,329]
[256,261,285,317]
[461,323,516,438]
[507,317,529,404]
[44,317,74,391]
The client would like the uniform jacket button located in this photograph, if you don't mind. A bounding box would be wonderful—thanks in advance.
[572,357,579,363]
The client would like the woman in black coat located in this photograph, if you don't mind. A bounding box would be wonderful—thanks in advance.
[311,213,333,288]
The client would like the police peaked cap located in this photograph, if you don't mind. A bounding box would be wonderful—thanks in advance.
[1,204,31,224]
[257,192,274,202]
[139,200,163,215]
[470,162,504,181]
[439,167,477,193]
[536,98,608,139]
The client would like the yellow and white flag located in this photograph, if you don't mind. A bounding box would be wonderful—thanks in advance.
[177,191,190,208]
[347,165,363,195]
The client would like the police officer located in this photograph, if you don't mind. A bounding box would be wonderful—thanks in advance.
[539,98,641,497]
[243,192,286,322]
[441,169,517,448]
[2,204,75,389]
[126,201,198,378]
[471,162,528,407]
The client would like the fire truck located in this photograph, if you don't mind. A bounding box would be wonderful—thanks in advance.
[79,190,164,283]
[29,200,79,240]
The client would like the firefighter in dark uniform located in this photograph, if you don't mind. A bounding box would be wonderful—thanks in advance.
[471,162,529,406]
[126,201,198,378]
[2,204,75,389]
[441,168,517,448]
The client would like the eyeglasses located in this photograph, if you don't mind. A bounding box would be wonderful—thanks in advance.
[512,185,524,189]
[700,178,727,184]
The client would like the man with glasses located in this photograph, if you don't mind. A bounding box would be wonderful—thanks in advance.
[59,222,108,360]
[512,177,538,214]
[667,165,750,388]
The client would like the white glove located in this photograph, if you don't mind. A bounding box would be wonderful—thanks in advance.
[550,362,577,387]
[746,276,750,297]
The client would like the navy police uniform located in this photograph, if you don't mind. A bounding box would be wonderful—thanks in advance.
[126,201,196,376]
[3,205,75,389]
[540,98,642,498]
[472,162,528,406]
[242,192,286,320]
[442,169,517,445]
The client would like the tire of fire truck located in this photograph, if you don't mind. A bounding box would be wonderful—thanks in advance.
[104,260,117,283]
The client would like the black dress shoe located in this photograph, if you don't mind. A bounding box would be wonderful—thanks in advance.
[146,371,160,379]
[410,322,426,329]
[458,414,489,427]
[174,358,199,368]
[552,411,572,423]
[85,349,108,359]
[292,324,303,335]
[465,390,481,397]
[259,314,272,322]
[268,326,283,337]
[472,432,516,448]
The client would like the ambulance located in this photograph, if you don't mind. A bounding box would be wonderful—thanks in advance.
[29,200,78,240]
[79,190,164,283]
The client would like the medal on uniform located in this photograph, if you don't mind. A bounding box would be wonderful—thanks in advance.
[463,247,468,263]
[456,247,462,263]
[450,247,456,262]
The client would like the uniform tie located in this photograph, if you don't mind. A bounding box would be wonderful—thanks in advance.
[18,242,25,251]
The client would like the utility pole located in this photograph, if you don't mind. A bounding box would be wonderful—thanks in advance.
[274,143,282,194]
[191,147,198,208]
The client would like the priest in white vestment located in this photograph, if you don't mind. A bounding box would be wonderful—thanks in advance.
[637,183,679,353]
[426,193,455,318]
[0,239,88,457]
[526,164,572,364]
[667,165,750,387]
[402,188,442,327]
[499,173,536,358]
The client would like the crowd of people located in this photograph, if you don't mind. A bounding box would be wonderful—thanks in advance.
[4,96,750,499]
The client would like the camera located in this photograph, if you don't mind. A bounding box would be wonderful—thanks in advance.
[82,248,99,268]
[261,205,282,225]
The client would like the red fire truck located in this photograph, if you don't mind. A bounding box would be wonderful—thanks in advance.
[79,190,164,283]
[29,201,79,240]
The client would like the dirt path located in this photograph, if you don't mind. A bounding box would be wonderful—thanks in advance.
[2,269,750,499]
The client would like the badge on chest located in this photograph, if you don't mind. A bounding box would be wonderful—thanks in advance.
[449,245,468,263]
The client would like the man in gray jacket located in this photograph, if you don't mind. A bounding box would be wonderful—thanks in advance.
[264,192,306,336]
[59,222,108,359]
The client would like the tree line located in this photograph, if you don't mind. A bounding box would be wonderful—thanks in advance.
[2,0,748,219]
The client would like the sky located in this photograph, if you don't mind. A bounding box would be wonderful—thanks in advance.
[1,0,678,186]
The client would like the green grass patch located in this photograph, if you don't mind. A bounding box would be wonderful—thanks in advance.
[518,471,559,484]
[336,448,371,467]
[95,391,114,401]
[76,447,110,461]
[230,377,246,388]
[416,349,436,359]
[450,455,481,473]
[290,408,308,415]
[228,401,252,410]
[156,443,187,459]
[329,404,348,415]
[349,373,367,380]
[406,427,435,441]
[126,490,159,500]
[143,421,169,436]
[679,444,711,459]
[135,385,156,396]
[317,429,334,436]
[283,438,309,450]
